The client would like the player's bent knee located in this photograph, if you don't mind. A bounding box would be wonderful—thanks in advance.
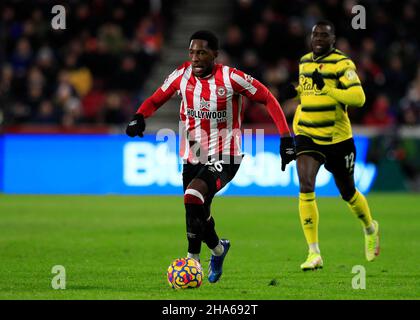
[184,188,205,205]
[341,188,356,202]
[187,178,209,196]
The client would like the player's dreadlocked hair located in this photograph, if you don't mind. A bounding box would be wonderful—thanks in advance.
[190,30,219,51]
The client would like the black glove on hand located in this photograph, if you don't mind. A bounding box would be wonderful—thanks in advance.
[312,69,325,90]
[279,83,298,101]
[280,136,296,171]
[126,113,146,137]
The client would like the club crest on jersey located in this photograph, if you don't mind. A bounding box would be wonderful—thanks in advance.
[216,86,227,97]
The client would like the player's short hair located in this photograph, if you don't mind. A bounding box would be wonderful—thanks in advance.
[190,30,219,51]
[314,20,335,35]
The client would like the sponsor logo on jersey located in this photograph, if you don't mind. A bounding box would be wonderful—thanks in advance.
[345,69,357,81]
[186,108,227,121]
[200,97,211,110]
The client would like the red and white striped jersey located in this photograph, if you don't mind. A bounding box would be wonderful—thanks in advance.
[137,61,289,162]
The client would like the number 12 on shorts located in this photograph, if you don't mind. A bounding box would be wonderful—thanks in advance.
[345,152,355,173]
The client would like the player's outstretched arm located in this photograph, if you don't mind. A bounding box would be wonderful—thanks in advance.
[125,70,180,138]
[263,90,297,171]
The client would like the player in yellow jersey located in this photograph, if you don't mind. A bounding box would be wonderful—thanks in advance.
[280,21,380,271]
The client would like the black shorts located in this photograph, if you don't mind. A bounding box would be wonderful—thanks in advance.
[182,155,242,197]
[295,135,356,177]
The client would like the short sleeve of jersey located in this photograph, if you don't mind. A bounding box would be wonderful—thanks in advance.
[160,62,188,92]
[229,68,258,96]
[336,59,361,89]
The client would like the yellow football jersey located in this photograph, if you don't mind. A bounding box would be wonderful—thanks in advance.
[293,49,364,145]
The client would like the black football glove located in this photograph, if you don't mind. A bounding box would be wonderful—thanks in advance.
[126,113,146,138]
[312,69,325,90]
[280,136,296,171]
[279,83,298,101]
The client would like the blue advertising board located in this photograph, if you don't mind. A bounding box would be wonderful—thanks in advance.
[1,134,376,195]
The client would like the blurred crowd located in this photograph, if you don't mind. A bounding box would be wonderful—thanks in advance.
[0,0,178,128]
[0,0,419,130]
[220,0,420,129]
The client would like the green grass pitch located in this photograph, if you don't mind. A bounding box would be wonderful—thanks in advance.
[0,193,419,300]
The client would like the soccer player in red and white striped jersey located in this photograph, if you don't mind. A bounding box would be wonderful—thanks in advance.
[126,30,296,283]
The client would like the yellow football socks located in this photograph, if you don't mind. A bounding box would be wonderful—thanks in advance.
[347,189,373,230]
[299,192,319,248]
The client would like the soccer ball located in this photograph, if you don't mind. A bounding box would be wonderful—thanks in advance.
[167,257,203,289]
